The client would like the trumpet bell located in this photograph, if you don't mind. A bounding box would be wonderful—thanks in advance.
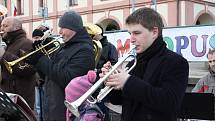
[64,101,80,117]
[3,60,12,74]
[64,47,136,117]
[3,39,61,74]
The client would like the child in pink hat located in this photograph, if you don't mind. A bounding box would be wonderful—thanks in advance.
[65,70,104,121]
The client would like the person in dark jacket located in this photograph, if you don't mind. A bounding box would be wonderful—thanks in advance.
[27,10,95,121]
[0,16,36,109]
[99,7,189,121]
[32,28,46,121]
[92,24,119,121]
[94,24,118,75]
[192,49,215,93]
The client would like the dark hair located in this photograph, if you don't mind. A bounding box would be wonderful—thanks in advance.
[95,24,104,36]
[38,26,49,32]
[125,7,164,36]
[32,29,44,37]
[207,49,215,58]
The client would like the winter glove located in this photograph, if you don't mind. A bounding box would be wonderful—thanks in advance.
[25,40,44,65]
[25,50,43,65]
[25,37,55,65]
[37,37,55,51]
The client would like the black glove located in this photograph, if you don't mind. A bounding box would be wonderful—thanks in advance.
[26,37,55,65]
[25,50,43,65]
[32,40,43,50]
[35,37,55,51]
[32,37,54,49]
[25,41,44,65]
[43,37,55,50]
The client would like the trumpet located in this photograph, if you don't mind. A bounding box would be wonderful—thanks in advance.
[3,37,61,74]
[0,4,7,17]
[96,56,136,102]
[64,47,136,117]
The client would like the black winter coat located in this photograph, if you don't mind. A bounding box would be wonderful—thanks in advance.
[96,36,118,71]
[35,29,95,121]
[93,36,118,98]
[109,36,189,121]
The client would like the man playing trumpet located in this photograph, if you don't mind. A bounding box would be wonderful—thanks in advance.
[27,10,95,121]
[0,16,36,110]
[100,8,189,121]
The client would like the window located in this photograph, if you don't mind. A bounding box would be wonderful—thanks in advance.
[69,0,78,6]
[39,0,43,8]
[16,0,24,15]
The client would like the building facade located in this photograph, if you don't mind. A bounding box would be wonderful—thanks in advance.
[1,0,215,91]
[0,0,214,37]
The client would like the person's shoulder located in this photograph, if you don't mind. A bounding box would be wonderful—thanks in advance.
[71,38,94,52]
[205,72,215,79]
[166,49,186,59]
[163,49,188,65]
[107,42,114,46]
[196,73,211,85]
[107,42,117,49]
[24,38,33,44]
[201,73,211,79]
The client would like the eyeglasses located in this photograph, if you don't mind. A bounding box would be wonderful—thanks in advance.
[209,60,215,64]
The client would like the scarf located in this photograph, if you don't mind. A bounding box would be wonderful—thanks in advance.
[3,29,26,46]
[131,35,166,79]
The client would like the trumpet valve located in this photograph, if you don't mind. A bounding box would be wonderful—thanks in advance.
[97,86,113,102]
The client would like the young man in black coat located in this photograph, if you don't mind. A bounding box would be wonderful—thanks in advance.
[100,7,189,121]
[27,10,95,121]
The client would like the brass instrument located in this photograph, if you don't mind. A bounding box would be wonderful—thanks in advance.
[93,40,102,67]
[64,47,136,117]
[0,4,7,16]
[84,23,103,66]
[84,23,102,35]
[3,31,61,74]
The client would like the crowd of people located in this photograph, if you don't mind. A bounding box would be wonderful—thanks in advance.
[0,7,214,121]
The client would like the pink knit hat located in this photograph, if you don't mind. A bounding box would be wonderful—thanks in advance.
[65,71,96,121]
[65,70,96,102]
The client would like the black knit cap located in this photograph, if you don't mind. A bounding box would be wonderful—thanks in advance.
[32,29,44,37]
[58,10,83,32]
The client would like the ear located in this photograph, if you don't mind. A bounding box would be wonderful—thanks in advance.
[152,27,159,39]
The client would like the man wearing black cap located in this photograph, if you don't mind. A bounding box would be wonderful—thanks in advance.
[27,10,95,121]
[31,28,45,121]
[32,29,44,40]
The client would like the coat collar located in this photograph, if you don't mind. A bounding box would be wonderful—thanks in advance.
[3,29,26,46]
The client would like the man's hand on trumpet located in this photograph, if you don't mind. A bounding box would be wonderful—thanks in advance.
[24,40,45,65]
[26,37,55,65]
[99,61,131,90]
